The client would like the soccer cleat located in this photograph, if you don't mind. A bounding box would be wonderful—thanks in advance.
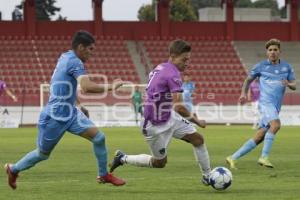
[109,150,125,173]
[201,174,210,186]
[226,156,238,170]
[4,163,19,190]
[97,173,126,186]
[258,157,274,168]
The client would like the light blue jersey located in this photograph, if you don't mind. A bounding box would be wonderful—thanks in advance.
[38,50,95,153]
[182,81,195,112]
[250,59,295,129]
[45,50,86,121]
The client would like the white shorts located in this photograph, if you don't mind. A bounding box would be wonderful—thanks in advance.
[140,111,197,159]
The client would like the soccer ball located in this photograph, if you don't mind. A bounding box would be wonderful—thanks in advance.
[209,167,233,190]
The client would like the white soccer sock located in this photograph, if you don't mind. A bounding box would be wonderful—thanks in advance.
[193,144,211,176]
[123,154,153,167]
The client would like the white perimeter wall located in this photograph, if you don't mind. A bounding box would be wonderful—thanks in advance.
[198,7,272,21]
[1,105,300,127]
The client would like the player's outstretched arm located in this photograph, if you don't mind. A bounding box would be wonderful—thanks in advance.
[282,80,296,90]
[77,75,124,93]
[5,88,17,102]
[172,92,206,128]
[239,76,255,104]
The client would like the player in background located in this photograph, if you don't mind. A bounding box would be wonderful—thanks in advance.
[182,74,195,112]
[4,30,126,190]
[247,78,260,129]
[132,86,143,125]
[109,39,211,185]
[0,80,18,102]
[226,39,296,169]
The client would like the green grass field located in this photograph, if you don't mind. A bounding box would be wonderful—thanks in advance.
[1,126,300,200]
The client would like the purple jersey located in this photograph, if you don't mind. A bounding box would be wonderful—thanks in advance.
[0,80,7,95]
[143,62,183,125]
[250,81,260,101]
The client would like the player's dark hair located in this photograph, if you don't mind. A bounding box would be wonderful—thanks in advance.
[265,38,280,49]
[169,39,191,56]
[72,30,95,49]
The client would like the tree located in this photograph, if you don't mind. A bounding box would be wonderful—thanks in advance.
[138,0,197,22]
[170,0,197,21]
[17,0,62,21]
[138,3,155,21]
[56,14,67,21]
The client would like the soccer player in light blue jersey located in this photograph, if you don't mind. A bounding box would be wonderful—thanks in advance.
[226,39,296,169]
[182,74,195,112]
[4,30,126,189]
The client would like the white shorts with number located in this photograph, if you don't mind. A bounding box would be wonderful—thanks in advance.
[140,111,197,159]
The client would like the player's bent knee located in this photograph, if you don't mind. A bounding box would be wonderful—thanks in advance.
[92,132,105,145]
[191,133,204,146]
[270,120,281,133]
[182,132,204,146]
[272,124,281,132]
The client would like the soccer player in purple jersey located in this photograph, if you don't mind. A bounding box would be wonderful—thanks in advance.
[0,80,18,102]
[110,39,212,185]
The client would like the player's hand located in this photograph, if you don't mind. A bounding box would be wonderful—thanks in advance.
[192,114,206,128]
[12,95,18,102]
[196,119,206,128]
[282,79,289,87]
[80,106,89,118]
[112,79,124,90]
[239,94,247,105]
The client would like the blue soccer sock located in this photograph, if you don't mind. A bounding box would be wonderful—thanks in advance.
[12,149,49,174]
[231,139,257,160]
[92,132,108,177]
[261,131,275,158]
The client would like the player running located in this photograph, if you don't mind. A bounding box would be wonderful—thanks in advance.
[110,39,212,185]
[0,80,18,102]
[4,30,126,189]
[226,38,296,169]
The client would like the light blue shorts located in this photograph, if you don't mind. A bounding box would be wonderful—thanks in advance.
[37,108,96,153]
[258,104,280,130]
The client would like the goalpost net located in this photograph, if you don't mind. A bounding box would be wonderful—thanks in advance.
[40,83,147,127]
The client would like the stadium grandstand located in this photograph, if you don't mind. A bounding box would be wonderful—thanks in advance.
[0,0,299,127]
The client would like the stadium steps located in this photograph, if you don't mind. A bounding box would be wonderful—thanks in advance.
[126,41,147,83]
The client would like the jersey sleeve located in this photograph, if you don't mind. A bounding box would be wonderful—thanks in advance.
[67,59,86,78]
[0,82,7,90]
[287,65,296,81]
[167,74,183,93]
[249,63,261,79]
